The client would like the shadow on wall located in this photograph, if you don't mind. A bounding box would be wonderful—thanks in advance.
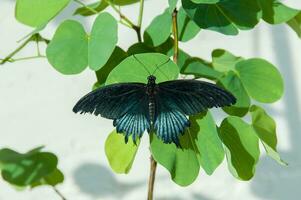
[73,163,145,199]
[250,25,301,199]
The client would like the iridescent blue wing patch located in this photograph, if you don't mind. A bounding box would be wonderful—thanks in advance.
[114,94,150,143]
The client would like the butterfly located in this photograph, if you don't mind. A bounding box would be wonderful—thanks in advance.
[73,55,236,146]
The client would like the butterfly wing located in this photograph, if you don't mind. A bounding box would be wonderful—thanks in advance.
[73,83,146,119]
[154,94,190,146]
[73,83,150,143]
[158,79,236,115]
[153,79,236,145]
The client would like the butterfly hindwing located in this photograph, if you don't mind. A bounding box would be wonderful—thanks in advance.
[73,83,146,119]
[158,80,236,116]
[114,94,150,143]
[154,94,190,146]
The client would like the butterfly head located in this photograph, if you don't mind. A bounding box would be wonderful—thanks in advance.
[147,75,156,85]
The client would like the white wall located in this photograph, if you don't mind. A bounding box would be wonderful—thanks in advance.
[1,0,301,199]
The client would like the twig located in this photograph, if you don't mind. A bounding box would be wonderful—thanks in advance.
[52,186,67,200]
[172,9,179,64]
[0,35,34,65]
[147,155,157,200]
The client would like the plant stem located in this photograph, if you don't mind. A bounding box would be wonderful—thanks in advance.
[172,8,179,64]
[52,186,67,200]
[13,55,46,62]
[0,34,34,65]
[147,155,157,200]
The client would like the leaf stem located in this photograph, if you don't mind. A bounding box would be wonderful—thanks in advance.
[136,0,145,42]
[0,34,34,65]
[172,8,179,64]
[147,155,157,200]
[52,186,67,200]
[12,55,46,62]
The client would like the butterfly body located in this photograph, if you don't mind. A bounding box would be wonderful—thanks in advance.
[73,75,236,146]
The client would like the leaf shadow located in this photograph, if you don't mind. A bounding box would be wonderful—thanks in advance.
[73,163,145,198]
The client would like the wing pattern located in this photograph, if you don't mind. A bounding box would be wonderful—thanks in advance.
[158,80,236,116]
[73,83,146,119]
[154,95,190,146]
[113,94,150,143]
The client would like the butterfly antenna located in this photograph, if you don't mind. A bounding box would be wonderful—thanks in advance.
[133,54,152,76]
[152,58,171,80]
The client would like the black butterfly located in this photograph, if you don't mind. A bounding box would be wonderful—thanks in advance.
[73,56,236,146]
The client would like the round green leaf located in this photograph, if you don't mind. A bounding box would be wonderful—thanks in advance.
[106,53,179,84]
[144,10,172,47]
[219,117,260,180]
[259,0,299,24]
[95,46,127,86]
[191,0,219,4]
[46,20,88,75]
[111,0,140,6]
[182,0,261,35]
[212,49,244,72]
[250,105,287,165]
[235,58,284,103]
[74,1,108,16]
[182,57,223,80]
[15,0,70,27]
[150,132,200,186]
[89,12,118,71]
[177,7,201,42]
[0,148,58,187]
[105,130,140,174]
[190,112,224,175]
[218,71,250,117]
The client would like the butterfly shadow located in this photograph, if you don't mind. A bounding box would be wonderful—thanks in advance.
[73,163,145,198]
[250,20,301,200]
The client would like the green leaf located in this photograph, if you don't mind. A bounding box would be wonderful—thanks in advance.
[191,0,219,3]
[181,57,223,80]
[218,71,250,117]
[177,7,201,42]
[212,49,244,72]
[0,148,58,187]
[235,58,284,103]
[31,169,64,188]
[106,53,179,84]
[95,46,127,86]
[89,12,118,71]
[74,1,108,16]
[219,117,260,180]
[250,105,287,165]
[258,0,299,24]
[144,9,172,47]
[111,0,140,6]
[105,130,140,174]
[46,20,88,74]
[287,12,301,38]
[182,0,261,35]
[190,112,224,175]
[150,133,200,186]
[15,0,70,27]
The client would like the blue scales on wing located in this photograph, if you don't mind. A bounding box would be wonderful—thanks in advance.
[153,79,236,146]
[73,83,150,143]
[114,94,150,143]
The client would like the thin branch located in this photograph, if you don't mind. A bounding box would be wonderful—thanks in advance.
[52,186,67,200]
[12,55,46,62]
[172,9,179,64]
[147,155,157,200]
[138,0,145,28]
[0,35,34,65]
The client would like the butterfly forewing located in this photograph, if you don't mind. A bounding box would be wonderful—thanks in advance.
[73,83,146,119]
[157,79,236,116]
